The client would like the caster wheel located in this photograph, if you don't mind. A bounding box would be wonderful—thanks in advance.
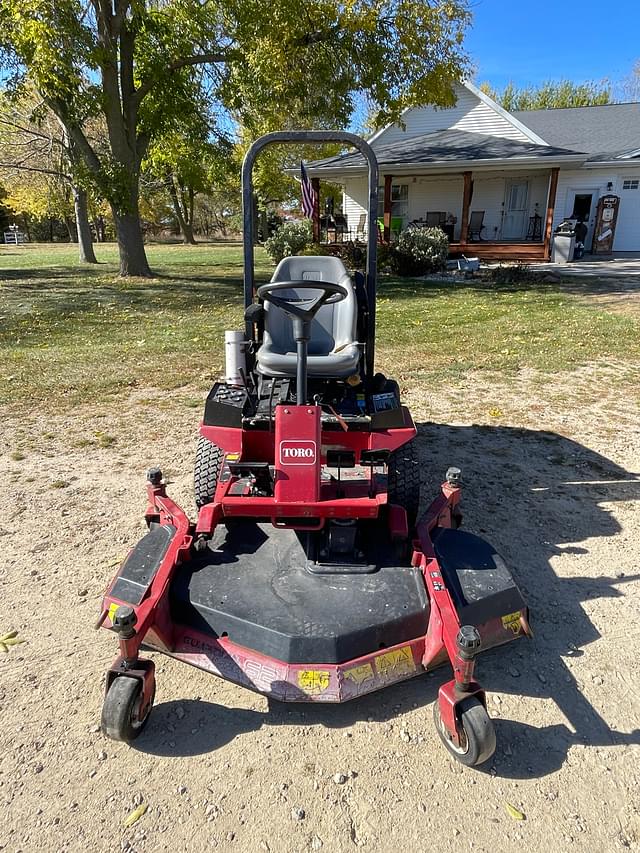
[101,676,155,743]
[433,696,496,767]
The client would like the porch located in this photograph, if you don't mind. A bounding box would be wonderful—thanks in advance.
[311,166,561,262]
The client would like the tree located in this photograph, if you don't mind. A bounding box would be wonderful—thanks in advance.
[0,0,471,276]
[144,100,233,244]
[619,59,640,102]
[480,79,612,111]
[0,90,99,261]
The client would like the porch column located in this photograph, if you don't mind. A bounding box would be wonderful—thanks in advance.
[383,174,393,243]
[460,171,473,244]
[312,177,320,243]
[543,167,560,259]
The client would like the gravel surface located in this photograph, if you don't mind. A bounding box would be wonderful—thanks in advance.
[1,368,639,852]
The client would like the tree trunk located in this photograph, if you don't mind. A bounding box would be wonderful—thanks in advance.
[112,204,152,277]
[65,216,78,242]
[167,174,196,244]
[74,186,98,263]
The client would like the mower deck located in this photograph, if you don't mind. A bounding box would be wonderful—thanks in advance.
[169,520,429,664]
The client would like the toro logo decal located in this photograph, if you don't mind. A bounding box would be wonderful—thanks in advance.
[279,440,317,465]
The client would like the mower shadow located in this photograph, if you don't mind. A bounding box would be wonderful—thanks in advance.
[417,421,640,778]
[136,675,443,759]
[137,422,640,776]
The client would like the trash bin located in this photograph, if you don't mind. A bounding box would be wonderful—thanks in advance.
[552,219,576,264]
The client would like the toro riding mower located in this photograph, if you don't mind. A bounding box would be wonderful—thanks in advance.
[98,131,530,766]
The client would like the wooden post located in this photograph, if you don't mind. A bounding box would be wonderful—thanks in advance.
[312,177,320,243]
[543,167,560,259]
[383,174,392,243]
[460,171,472,244]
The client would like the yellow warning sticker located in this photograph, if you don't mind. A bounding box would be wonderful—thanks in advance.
[108,602,120,625]
[297,670,330,695]
[502,611,521,634]
[344,662,374,686]
[375,645,415,679]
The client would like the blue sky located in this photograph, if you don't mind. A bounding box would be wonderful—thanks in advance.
[467,0,638,91]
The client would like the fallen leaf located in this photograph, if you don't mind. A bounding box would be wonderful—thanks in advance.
[0,630,18,642]
[488,408,503,418]
[123,803,148,828]
[505,802,525,821]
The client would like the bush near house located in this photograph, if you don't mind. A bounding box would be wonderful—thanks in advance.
[391,226,449,276]
[264,220,312,263]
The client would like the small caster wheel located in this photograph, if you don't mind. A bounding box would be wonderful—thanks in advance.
[433,696,496,767]
[101,676,155,743]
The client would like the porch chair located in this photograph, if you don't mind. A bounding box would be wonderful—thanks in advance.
[425,211,446,229]
[355,213,367,241]
[468,210,486,241]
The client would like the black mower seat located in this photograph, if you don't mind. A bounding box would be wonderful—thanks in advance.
[256,256,361,379]
[170,520,429,664]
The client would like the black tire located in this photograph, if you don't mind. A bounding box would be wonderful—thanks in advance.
[101,677,154,743]
[433,696,496,767]
[387,438,420,529]
[194,435,225,508]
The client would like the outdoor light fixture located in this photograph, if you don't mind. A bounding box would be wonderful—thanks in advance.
[607,181,613,192]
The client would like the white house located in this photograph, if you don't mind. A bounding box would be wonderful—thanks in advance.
[307,82,640,260]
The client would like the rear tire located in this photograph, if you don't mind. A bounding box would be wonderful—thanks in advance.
[194,435,225,508]
[387,438,420,530]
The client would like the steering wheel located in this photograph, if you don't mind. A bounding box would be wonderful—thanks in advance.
[257,280,347,323]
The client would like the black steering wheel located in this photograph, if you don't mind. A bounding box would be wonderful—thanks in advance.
[257,280,347,322]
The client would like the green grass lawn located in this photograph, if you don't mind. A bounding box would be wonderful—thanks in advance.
[1,241,639,409]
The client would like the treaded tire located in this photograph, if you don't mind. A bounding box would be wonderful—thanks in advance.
[387,438,420,529]
[194,435,225,508]
[433,696,496,767]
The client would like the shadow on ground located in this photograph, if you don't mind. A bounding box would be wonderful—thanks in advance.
[133,422,640,776]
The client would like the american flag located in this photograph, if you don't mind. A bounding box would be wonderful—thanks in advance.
[300,161,316,218]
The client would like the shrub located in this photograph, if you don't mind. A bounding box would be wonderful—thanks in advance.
[392,226,449,276]
[263,220,312,264]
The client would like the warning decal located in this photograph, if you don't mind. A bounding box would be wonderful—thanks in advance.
[297,670,330,695]
[344,662,374,686]
[375,646,415,679]
[501,611,521,634]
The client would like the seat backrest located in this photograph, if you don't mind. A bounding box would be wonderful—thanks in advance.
[264,256,357,355]
[469,210,485,228]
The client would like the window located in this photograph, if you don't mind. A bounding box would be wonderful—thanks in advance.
[378,184,409,218]
[622,179,639,190]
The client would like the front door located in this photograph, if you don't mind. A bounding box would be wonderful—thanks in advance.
[503,180,529,239]
[567,189,599,251]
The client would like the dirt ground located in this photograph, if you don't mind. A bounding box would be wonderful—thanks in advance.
[1,364,639,853]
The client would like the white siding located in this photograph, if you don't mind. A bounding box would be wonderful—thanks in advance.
[374,84,532,147]
[408,176,463,238]
[342,179,369,235]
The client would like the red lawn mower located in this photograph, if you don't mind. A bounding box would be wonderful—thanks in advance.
[98,131,530,766]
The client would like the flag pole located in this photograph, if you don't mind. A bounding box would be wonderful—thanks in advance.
[312,177,320,243]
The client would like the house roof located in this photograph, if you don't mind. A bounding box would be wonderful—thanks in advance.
[513,103,640,160]
[308,128,584,174]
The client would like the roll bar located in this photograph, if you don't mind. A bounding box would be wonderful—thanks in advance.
[241,131,379,381]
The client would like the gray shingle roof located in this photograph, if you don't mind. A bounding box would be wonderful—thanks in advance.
[309,128,584,172]
[513,103,640,159]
